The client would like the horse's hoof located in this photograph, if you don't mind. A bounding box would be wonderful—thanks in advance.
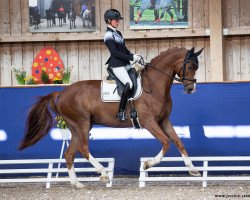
[143,161,150,170]
[73,182,85,189]
[189,169,201,177]
[100,175,110,183]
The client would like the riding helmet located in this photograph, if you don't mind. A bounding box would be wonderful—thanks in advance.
[104,9,123,22]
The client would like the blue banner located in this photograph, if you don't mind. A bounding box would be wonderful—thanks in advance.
[0,83,250,174]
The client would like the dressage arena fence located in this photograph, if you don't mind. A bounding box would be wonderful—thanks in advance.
[0,158,115,188]
[139,156,250,187]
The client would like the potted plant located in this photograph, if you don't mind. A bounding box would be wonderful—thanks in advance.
[56,116,71,140]
[62,66,73,84]
[12,67,26,85]
[41,69,50,84]
[25,76,37,85]
[53,77,63,84]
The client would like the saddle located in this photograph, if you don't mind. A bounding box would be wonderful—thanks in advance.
[101,64,143,102]
[101,64,143,129]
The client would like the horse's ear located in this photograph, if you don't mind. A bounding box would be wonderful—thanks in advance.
[195,48,204,57]
[190,47,195,54]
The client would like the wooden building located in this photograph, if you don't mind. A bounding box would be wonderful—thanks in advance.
[0,0,250,86]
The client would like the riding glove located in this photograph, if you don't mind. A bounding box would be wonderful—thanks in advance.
[133,54,141,62]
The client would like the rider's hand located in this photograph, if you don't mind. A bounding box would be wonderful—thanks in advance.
[133,54,141,62]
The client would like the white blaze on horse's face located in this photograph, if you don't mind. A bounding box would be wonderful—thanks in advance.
[184,82,195,94]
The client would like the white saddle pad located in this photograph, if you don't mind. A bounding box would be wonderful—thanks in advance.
[101,77,143,102]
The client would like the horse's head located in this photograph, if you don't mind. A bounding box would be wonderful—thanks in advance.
[175,47,203,94]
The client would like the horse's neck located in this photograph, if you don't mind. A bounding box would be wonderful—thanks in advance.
[84,10,90,17]
[143,56,176,98]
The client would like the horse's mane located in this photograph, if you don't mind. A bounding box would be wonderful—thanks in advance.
[150,47,186,64]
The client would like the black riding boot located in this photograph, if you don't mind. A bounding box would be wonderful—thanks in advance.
[117,83,131,121]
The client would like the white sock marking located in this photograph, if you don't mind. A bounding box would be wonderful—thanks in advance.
[89,154,108,177]
[68,166,77,184]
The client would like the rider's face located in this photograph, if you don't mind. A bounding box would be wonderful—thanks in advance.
[110,19,120,28]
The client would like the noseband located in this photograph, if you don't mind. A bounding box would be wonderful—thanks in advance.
[176,59,198,83]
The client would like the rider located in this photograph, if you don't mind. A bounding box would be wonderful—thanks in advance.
[59,5,64,12]
[103,9,141,121]
[80,4,88,16]
[69,4,76,18]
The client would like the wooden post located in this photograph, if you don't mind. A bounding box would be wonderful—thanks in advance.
[209,0,224,81]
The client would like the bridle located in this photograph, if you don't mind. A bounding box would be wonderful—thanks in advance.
[135,51,199,93]
[139,50,198,84]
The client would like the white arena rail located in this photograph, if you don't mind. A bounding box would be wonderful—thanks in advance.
[139,156,250,187]
[0,158,115,188]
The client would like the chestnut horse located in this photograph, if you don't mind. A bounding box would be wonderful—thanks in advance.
[19,47,203,188]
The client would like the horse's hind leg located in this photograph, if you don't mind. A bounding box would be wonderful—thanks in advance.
[143,119,170,170]
[77,121,110,182]
[160,119,201,176]
[166,9,174,24]
[64,128,85,188]
[155,8,166,23]
[83,19,85,28]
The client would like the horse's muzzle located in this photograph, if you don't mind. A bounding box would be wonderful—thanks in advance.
[184,83,195,94]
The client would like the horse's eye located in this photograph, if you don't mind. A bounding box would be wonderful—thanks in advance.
[188,66,193,70]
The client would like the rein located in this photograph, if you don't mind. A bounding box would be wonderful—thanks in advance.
[137,54,198,93]
[145,62,182,82]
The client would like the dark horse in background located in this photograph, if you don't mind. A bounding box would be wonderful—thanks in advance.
[19,47,203,188]
[57,10,66,27]
[45,8,56,27]
[29,6,40,30]
[68,5,76,29]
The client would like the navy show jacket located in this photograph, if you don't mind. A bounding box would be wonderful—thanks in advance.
[104,27,134,68]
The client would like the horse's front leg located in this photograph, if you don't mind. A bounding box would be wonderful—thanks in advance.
[154,8,166,23]
[159,119,201,176]
[77,122,110,182]
[135,9,144,24]
[143,119,170,170]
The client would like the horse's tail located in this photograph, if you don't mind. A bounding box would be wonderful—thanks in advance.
[18,92,60,151]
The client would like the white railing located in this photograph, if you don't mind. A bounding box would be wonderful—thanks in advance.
[0,158,115,188]
[139,156,250,187]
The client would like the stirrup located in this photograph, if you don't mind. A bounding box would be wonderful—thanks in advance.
[117,111,127,121]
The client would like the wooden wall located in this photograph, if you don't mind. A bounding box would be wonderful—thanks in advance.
[0,38,210,85]
[0,0,250,86]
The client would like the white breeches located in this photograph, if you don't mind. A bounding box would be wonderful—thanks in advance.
[112,65,133,89]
